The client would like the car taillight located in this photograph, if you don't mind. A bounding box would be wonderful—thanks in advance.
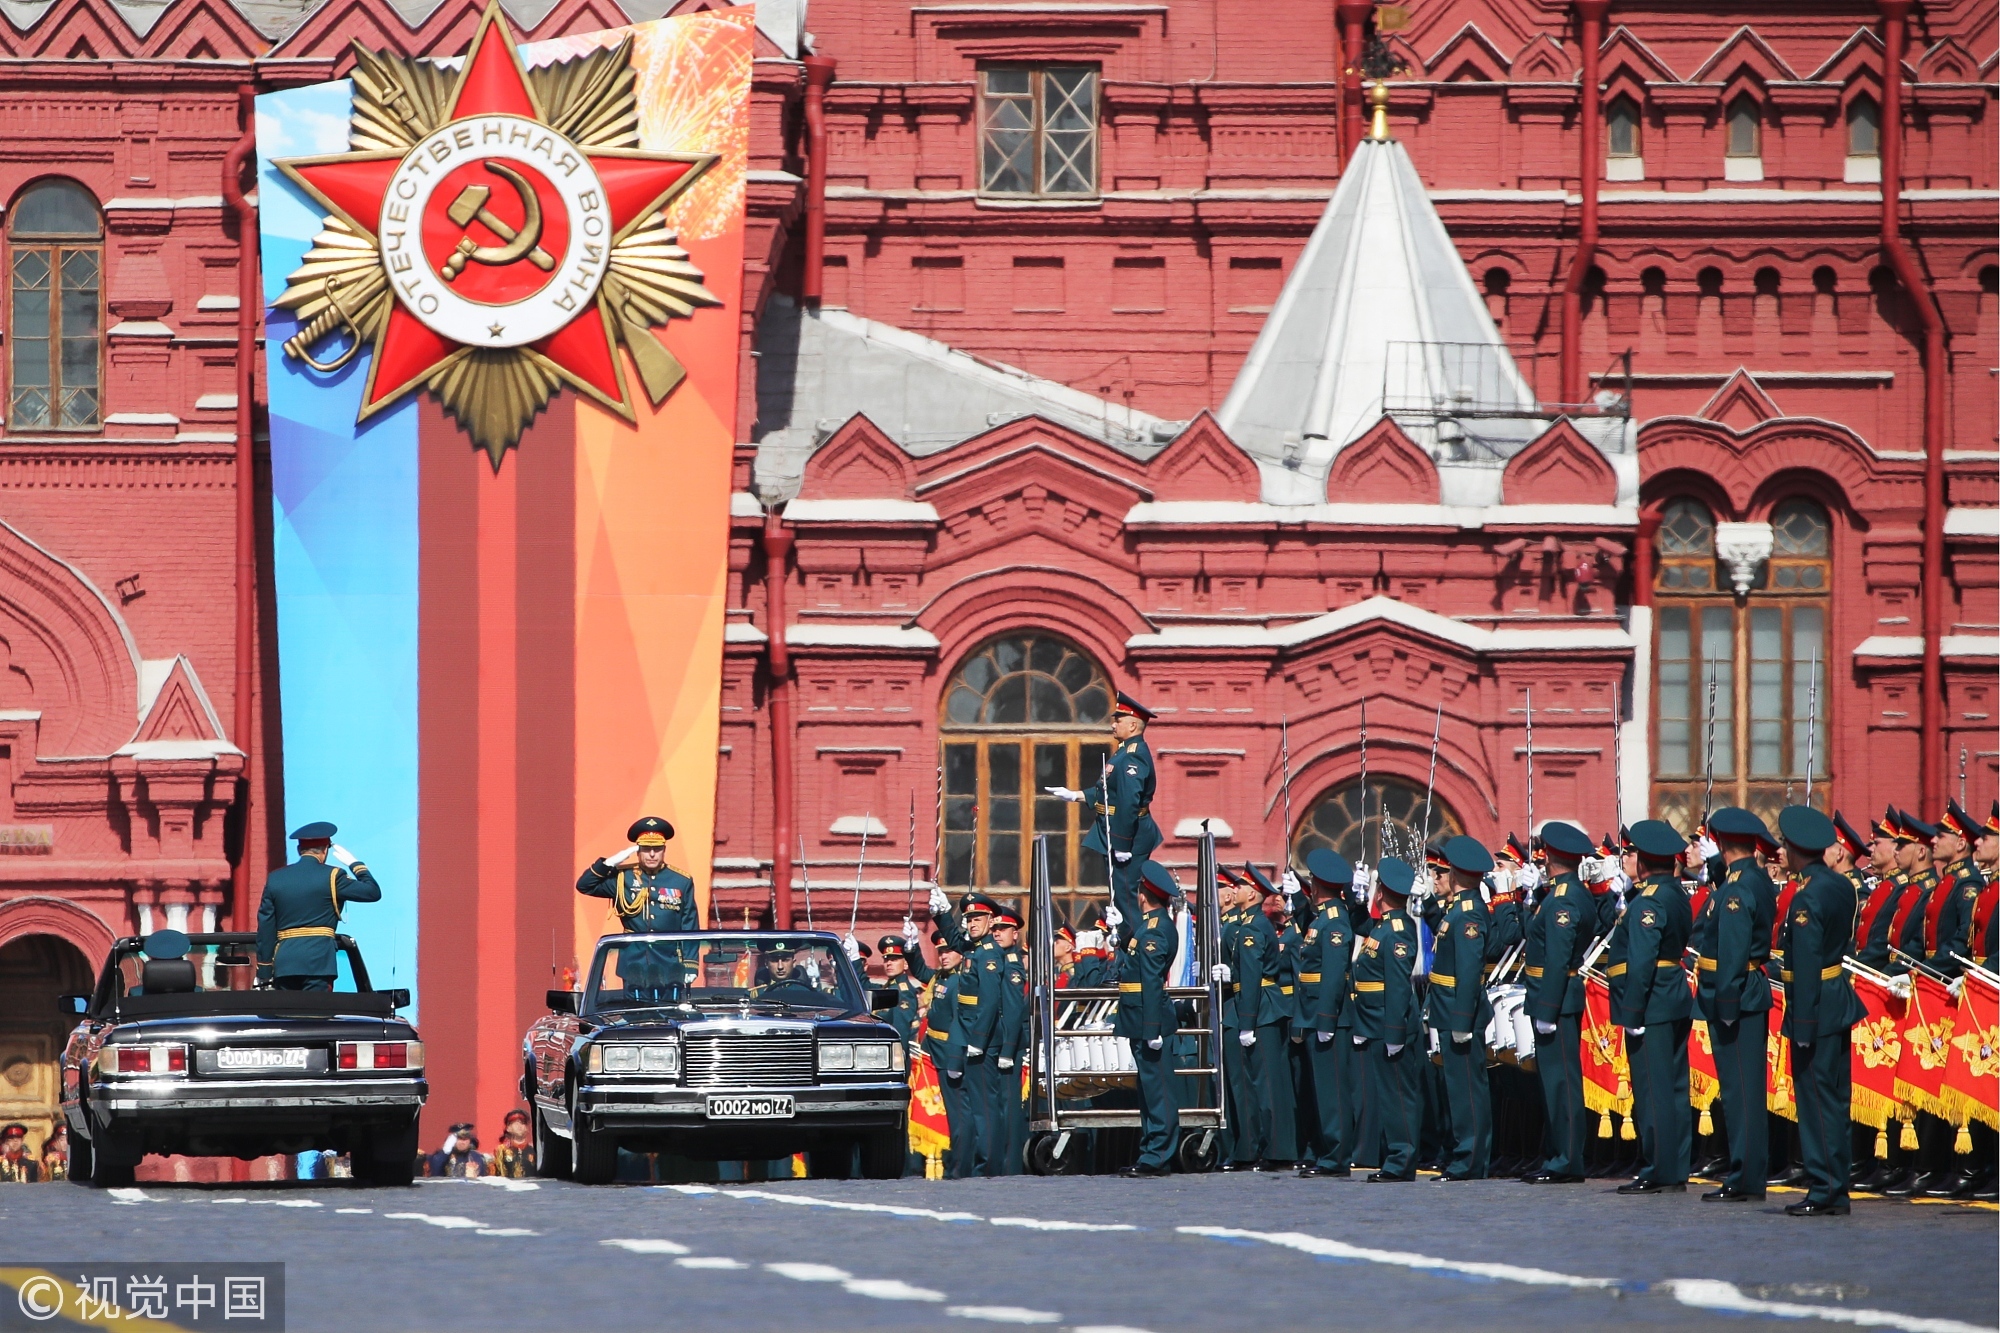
[117,1048,152,1073]
[166,1045,186,1073]
[336,1041,422,1071]
[373,1043,407,1069]
[337,1042,358,1070]
[106,1044,187,1076]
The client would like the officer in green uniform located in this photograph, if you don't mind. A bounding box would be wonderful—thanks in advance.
[1117,862,1182,1176]
[1926,800,1986,976]
[1610,819,1695,1195]
[953,894,1005,1176]
[255,821,381,990]
[993,905,1031,1176]
[1428,836,1498,1181]
[1773,805,1870,1216]
[1047,692,1162,937]
[1888,809,1941,972]
[1693,806,1777,1202]
[1521,821,1596,1183]
[1353,857,1421,1180]
[1829,812,1871,903]
[878,933,930,1044]
[922,931,974,1178]
[1297,849,1356,1178]
[1219,870,1287,1168]
[1214,869,1257,1168]
[576,816,702,998]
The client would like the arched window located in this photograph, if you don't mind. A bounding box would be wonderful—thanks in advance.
[1846,95,1879,157]
[1607,95,1641,158]
[1652,495,1831,831]
[1725,95,1761,158]
[940,633,1114,916]
[1290,775,1463,874]
[8,179,102,432]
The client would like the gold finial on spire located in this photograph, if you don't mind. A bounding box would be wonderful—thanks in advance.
[1366,80,1392,141]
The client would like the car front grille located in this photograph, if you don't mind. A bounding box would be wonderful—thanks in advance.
[681,1031,816,1087]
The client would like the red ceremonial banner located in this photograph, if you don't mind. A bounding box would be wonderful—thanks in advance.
[1941,971,1999,1135]
[1581,974,1631,1137]
[1687,972,1721,1135]
[1848,968,1908,1137]
[1767,980,1796,1122]
[1896,972,1958,1120]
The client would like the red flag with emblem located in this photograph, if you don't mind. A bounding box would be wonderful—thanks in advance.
[1766,979,1796,1122]
[1940,969,1999,1140]
[1847,967,1908,1155]
[1580,973,1630,1138]
[1687,971,1721,1136]
[1895,971,1957,1120]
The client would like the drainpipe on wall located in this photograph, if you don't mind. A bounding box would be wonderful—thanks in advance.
[1335,1,1372,164]
[222,85,261,932]
[1559,0,1608,408]
[799,56,837,307]
[764,508,797,927]
[1877,0,1949,814]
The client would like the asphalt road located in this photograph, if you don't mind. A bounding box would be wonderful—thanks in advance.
[1,1170,1993,1333]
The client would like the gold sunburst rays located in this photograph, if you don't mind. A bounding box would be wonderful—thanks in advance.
[275,217,392,372]
[600,209,721,403]
[530,37,640,148]
[346,44,453,150]
[429,349,567,459]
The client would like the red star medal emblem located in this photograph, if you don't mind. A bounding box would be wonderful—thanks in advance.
[274,3,717,458]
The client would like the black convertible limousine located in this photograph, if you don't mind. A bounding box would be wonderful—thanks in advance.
[59,929,426,1186]
[523,932,911,1182]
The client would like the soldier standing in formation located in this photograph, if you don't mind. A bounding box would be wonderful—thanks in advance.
[923,931,974,1178]
[1693,807,1778,1202]
[1116,862,1183,1177]
[1609,820,1694,1195]
[1350,857,1422,1181]
[1426,836,1510,1180]
[1520,821,1596,1184]
[1296,850,1356,1178]
[256,821,381,991]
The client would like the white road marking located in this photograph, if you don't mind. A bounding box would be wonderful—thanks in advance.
[666,1186,980,1223]
[105,1188,155,1205]
[944,1305,1062,1323]
[766,1263,851,1282]
[1069,1326,1161,1333]
[1180,1226,1624,1290]
[602,1238,690,1255]
[675,1257,747,1269]
[1657,1279,1993,1333]
[987,1217,1137,1232]
[468,1176,540,1192]
[474,1227,538,1237]
[843,1279,946,1301]
[336,1208,373,1214]
[383,1212,487,1229]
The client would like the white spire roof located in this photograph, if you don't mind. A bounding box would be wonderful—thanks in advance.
[1217,135,1564,505]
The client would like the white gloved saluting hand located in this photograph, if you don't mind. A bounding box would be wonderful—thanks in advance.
[1281,869,1302,897]
[928,887,951,917]
[606,844,640,867]
[1043,786,1085,803]
[1114,851,1132,864]
[902,916,920,946]
[841,933,862,961]
[328,844,359,867]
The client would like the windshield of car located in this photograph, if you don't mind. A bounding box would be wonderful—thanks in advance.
[112,936,366,997]
[587,935,865,1014]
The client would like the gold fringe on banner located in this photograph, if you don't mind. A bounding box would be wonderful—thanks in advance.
[1939,1082,2000,1133]
[1849,1081,1903,1132]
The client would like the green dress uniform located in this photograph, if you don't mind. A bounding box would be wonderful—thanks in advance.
[923,963,974,1178]
[1427,883,1495,1179]
[1224,902,1286,1165]
[958,933,1007,1176]
[1777,850,1869,1211]
[1276,914,1314,1162]
[1926,859,1985,976]
[1304,896,1357,1172]
[998,942,1030,1176]
[878,938,932,1045]
[256,855,381,989]
[1692,823,1777,1198]
[1116,871,1181,1172]
[1080,732,1162,933]
[576,855,700,996]
[1608,866,1694,1188]
[1351,900,1421,1179]
[1522,851,1593,1179]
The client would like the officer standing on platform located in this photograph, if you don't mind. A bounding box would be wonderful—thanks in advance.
[256,822,381,991]
[1773,805,1869,1217]
[1353,857,1421,1181]
[577,816,701,996]
[1693,806,1777,1203]
[1428,836,1498,1181]
[1117,862,1183,1177]
[1521,821,1596,1183]
[1046,692,1161,936]
[1609,819,1694,1196]
[1296,849,1357,1178]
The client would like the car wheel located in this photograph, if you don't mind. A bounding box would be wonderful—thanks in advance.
[360,1119,419,1187]
[67,1129,93,1186]
[534,1106,571,1180]
[569,1090,616,1184]
[89,1135,137,1188]
[859,1123,907,1180]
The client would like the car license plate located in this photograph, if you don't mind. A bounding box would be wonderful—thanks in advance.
[705,1094,793,1120]
[216,1047,312,1070]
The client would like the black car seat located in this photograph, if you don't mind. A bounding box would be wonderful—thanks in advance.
[139,958,198,994]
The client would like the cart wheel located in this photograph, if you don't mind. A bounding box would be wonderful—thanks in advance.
[1025,1132,1055,1176]
[1176,1128,1219,1174]
[1047,1128,1088,1175]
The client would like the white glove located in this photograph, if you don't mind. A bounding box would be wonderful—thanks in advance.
[997,1057,1015,1069]
[328,844,358,867]
[1626,1025,1646,1037]
[1948,977,1965,1000]
[1534,1019,1557,1036]
[1238,1030,1256,1047]
[1146,1036,1164,1050]
[607,844,639,867]
[966,1045,984,1057]
[1281,869,1302,897]
[1114,851,1132,864]
[1889,975,1913,999]
[1043,786,1085,803]
[1386,1043,1404,1057]
[946,1069,962,1081]
[1795,1036,1813,1048]
[1695,835,1719,862]
[928,887,951,916]
[1352,1034,1366,1046]
[1104,905,1123,930]
[841,933,861,961]
[1517,865,1542,893]
[1210,964,1232,984]
[1451,1031,1473,1044]
[902,916,919,945]
[1316,1031,1333,1045]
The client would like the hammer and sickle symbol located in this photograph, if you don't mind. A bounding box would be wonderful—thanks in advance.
[441,161,556,281]
[283,270,363,373]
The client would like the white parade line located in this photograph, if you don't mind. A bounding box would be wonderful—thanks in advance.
[1181,1227,1989,1333]
[675,1256,747,1269]
[945,1306,1063,1324]
[660,1184,1136,1232]
[380,1210,536,1236]
[602,1238,690,1255]
[468,1175,540,1192]
[765,1261,945,1302]
[988,1217,1138,1232]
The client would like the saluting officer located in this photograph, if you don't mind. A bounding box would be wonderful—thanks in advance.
[256,821,381,990]
[1693,806,1778,1203]
[953,894,1006,1176]
[1772,805,1870,1216]
[1428,836,1499,1181]
[1297,850,1357,1178]
[1046,692,1162,936]
[1521,821,1597,1184]
[923,931,975,1178]
[1352,857,1421,1181]
[1610,819,1695,1196]
[1117,862,1183,1177]
[577,816,701,996]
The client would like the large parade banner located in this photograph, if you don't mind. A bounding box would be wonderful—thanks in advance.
[258,3,751,1130]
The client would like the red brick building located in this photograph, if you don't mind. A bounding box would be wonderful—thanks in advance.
[0,0,1992,1141]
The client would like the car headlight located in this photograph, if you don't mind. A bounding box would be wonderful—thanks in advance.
[591,1043,677,1075]
[639,1044,679,1074]
[853,1043,892,1072]
[818,1042,854,1072]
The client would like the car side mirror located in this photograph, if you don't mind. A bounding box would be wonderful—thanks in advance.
[546,989,579,1015]
[870,987,899,1013]
[58,994,89,1016]
[383,988,412,1009]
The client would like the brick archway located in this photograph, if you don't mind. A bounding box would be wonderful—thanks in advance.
[0,894,117,961]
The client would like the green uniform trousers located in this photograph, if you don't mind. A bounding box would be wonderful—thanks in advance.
[1360,1039,1420,1178]
[1792,1033,1852,1207]
[1712,1012,1769,1193]
[940,1069,975,1178]
[1254,1024,1294,1162]
[1629,1020,1692,1185]
[1537,1014,1587,1176]
[1439,1033,1491,1179]
[962,1052,1002,1177]
[1131,1037,1180,1169]
[1222,1030,1265,1163]
[1306,1035,1354,1169]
